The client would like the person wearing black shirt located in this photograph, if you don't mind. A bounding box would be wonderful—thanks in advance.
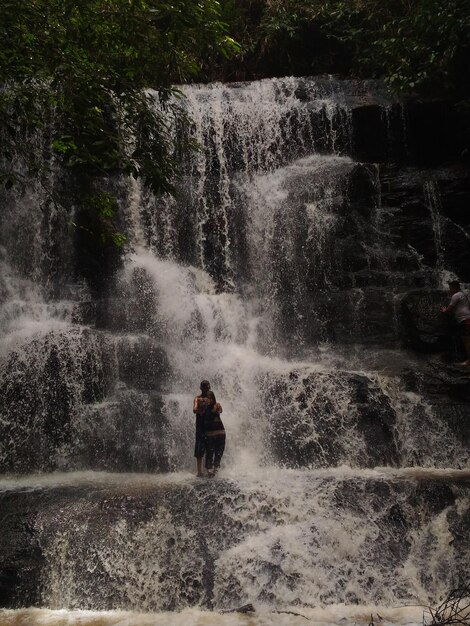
[203,390,226,477]
[192,380,211,476]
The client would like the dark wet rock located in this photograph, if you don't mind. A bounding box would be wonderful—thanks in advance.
[408,482,456,519]
[0,330,115,474]
[400,291,451,352]
[2,475,469,610]
[307,162,470,347]
[316,289,399,345]
[0,326,171,474]
[116,336,170,391]
[0,327,173,474]
[263,369,398,468]
[252,155,470,348]
[96,267,159,335]
[447,505,470,584]
[350,374,398,465]
[69,390,170,472]
[0,494,44,608]
[221,603,256,614]
[379,165,470,282]
[403,359,470,402]
[400,360,470,453]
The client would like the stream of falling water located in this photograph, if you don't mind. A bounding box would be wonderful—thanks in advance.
[1,77,469,626]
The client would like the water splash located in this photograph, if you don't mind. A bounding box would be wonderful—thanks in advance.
[423,179,444,275]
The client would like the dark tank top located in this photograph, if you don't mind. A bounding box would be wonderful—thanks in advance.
[195,395,207,437]
[203,405,225,438]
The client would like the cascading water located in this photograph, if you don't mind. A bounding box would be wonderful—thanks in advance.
[1,77,469,626]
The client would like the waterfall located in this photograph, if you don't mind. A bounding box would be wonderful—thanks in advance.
[0,77,469,625]
[424,178,445,277]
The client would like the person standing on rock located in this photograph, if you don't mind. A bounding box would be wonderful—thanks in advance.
[203,390,225,477]
[441,280,470,365]
[193,380,211,477]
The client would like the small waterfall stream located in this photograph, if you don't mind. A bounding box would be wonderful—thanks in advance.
[0,77,469,626]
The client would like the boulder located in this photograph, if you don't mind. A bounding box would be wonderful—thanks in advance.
[401,359,470,449]
[263,369,398,468]
[400,290,451,352]
[116,335,170,391]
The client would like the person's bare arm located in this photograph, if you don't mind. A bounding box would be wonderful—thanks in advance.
[193,396,199,413]
[441,294,460,314]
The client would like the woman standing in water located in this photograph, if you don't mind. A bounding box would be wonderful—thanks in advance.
[203,391,226,477]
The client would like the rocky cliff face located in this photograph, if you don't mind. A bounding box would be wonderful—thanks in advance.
[1,78,469,475]
[0,77,469,614]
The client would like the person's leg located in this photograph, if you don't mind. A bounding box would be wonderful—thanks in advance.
[457,322,470,364]
[461,336,470,364]
[197,456,204,476]
[195,436,205,476]
[205,440,214,474]
[213,437,226,471]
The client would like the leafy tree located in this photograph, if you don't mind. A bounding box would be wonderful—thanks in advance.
[0,0,237,258]
[1,0,237,179]
[217,0,470,95]
[319,0,470,94]
[2,0,468,270]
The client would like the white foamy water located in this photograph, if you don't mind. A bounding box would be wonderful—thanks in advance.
[181,77,351,172]
[2,468,468,616]
[0,605,425,626]
[0,466,468,493]
[0,260,77,354]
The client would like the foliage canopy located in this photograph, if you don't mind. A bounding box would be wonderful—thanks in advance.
[2,0,468,190]
[0,0,236,191]
[218,0,470,96]
[0,0,468,263]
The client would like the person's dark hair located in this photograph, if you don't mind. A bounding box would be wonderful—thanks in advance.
[448,280,461,289]
[200,380,210,390]
[206,390,216,404]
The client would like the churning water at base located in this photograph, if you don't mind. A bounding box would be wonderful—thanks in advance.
[1,467,469,621]
[0,605,426,626]
[0,603,446,624]
[0,77,469,623]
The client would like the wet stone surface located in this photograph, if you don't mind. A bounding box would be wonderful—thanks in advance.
[0,474,469,611]
[264,370,398,469]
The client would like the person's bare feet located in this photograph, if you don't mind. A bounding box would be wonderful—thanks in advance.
[207,469,215,477]
[458,360,470,366]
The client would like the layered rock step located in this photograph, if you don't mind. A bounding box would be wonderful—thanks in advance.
[1,471,469,611]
